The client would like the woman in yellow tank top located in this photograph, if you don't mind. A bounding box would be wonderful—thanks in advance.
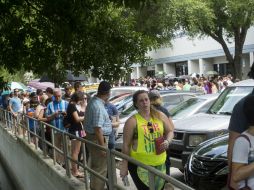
[120,90,174,190]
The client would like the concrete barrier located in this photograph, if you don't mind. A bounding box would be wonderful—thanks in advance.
[0,125,85,190]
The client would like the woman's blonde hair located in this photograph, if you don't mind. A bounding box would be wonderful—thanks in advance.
[150,98,162,106]
[150,105,161,120]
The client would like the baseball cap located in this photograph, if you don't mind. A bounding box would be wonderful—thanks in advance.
[148,90,161,100]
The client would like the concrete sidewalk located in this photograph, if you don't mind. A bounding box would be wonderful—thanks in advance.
[115,167,183,190]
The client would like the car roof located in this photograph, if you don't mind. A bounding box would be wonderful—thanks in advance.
[196,93,219,100]
[230,79,254,87]
[159,90,202,96]
[111,86,148,91]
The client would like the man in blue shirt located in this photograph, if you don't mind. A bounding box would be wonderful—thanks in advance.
[46,88,68,165]
[9,88,22,133]
[105,102,120,149]
[84,81,112,190]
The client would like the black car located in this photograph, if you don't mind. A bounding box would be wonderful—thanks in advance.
[184,134,229,190]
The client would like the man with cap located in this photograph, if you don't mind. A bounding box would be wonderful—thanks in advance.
[84,81,112,190]
[149,90,174,175]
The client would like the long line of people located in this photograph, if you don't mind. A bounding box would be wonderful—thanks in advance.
[0,81,120,182]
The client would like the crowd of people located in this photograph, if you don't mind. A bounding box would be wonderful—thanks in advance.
[1,69,254,190]
[119,74,235,95]
[0,81,121,189]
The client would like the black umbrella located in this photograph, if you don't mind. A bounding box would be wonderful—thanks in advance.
[66,71,87,81]
[39,75,53,82]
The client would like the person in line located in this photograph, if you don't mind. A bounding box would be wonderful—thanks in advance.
[148,90,174,175]
[227,63,254,189]
[77,93,89,163]
[34,94,48,149]
[105,101,120,149]
[35,94,49,122]
[120,90,174,190]
[62,85,72,102]
[26,92,40,144]
[232,95,254,189]
[84,81,112,190]
[73,82,83,93]
[45,87,54,101]
[46,88,68,165]
[66,92,85,178]
[9,88,22,133]
[36,89,44,102]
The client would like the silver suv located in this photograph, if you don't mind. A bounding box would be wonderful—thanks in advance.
[170,79,254,169]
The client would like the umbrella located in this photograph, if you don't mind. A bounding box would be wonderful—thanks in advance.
[165,73,175,78]
[39,71,87,82]
[8,82,28,91]
[28,80,55,91]
[66,71,87,81]
[39,75,53,82]
[206,71,218,75]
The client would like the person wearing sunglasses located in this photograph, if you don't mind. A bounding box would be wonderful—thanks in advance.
[120,90,174,190]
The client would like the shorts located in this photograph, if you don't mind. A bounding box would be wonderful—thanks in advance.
[69,130,86,140]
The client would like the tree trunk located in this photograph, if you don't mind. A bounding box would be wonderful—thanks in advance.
[233,53,243,80]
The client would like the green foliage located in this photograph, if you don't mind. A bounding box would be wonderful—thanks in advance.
[0,0,166,83]
[0,66,27,83]
[168,0,254,79]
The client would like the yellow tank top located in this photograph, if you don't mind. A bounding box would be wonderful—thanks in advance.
[130,113,166,166]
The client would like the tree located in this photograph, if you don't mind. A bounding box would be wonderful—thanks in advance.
[168,0,254,79]
[0,0,159,83]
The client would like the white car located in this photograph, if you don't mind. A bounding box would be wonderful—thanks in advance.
[169,93,219,121]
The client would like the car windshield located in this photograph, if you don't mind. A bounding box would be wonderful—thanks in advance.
[110,89,132,97]
[119,104,136,119]
[209,86,253,115]
[114,95,132,108]
[169,98,205,119]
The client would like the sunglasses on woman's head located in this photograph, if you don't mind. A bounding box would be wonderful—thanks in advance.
[147,122,154,133]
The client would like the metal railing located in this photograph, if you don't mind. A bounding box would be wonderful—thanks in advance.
[0,108,194,190]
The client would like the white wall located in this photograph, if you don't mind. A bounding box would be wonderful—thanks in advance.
[147,27,254,59]
[188,60,199,74]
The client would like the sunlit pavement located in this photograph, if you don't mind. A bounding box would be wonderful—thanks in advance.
[115,167,184,190]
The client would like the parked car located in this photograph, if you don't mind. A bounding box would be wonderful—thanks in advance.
[169,79,254,170]
[114,91,201,150]
[110,86,148,98]
[109,93,131,104]
[184,134,228,190]
[114,94,133,112]
[169,93,219,121]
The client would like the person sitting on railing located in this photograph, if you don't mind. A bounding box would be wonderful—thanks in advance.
[46,88,68,166]
[120,90,174,190]
[66,92,85,178]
